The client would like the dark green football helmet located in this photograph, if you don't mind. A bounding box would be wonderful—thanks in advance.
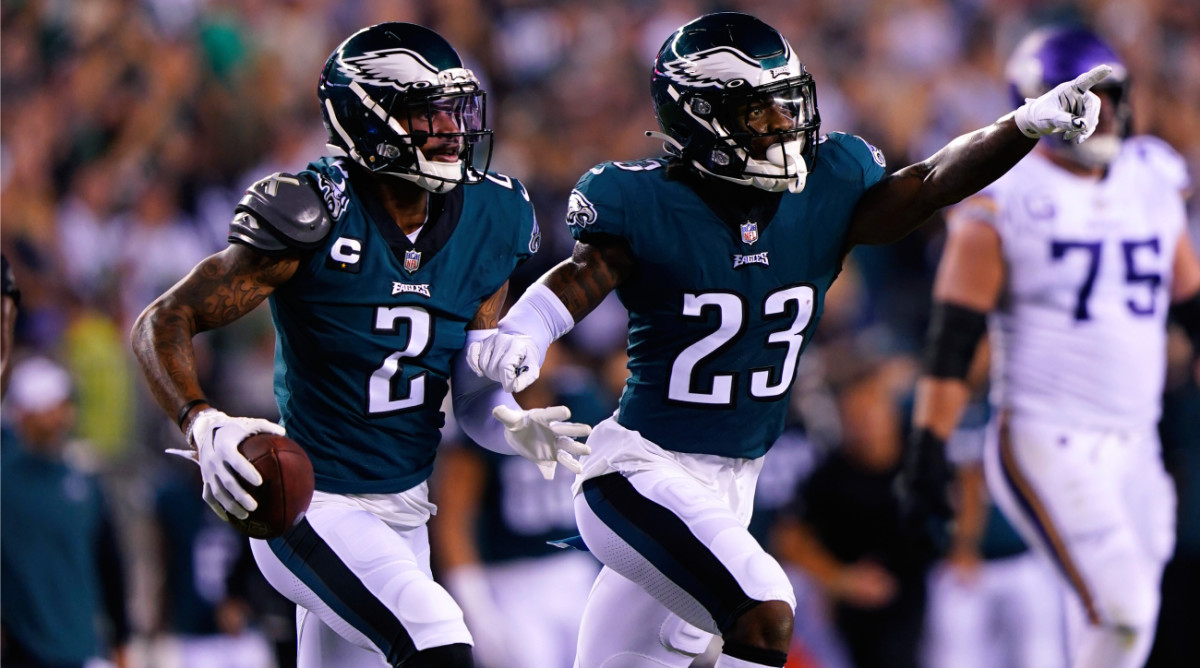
[650,13,820,193]
[318,22,491,192]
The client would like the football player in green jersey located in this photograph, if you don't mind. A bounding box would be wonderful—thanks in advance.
[468,12,1113,668]
[132,22,589,668]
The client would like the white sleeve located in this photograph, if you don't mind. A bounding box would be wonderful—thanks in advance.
[451,329,521,454]
[498,282,575,363]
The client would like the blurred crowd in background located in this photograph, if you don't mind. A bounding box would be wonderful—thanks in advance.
[2,0,1198,667]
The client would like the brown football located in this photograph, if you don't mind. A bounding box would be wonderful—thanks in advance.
[227,433,315,539]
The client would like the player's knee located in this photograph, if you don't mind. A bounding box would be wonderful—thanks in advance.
[1093,569,1159,636]
[724,599,794,655]
[381,570,467,641]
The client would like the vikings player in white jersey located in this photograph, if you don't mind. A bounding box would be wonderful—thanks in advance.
[908,27,1200,668]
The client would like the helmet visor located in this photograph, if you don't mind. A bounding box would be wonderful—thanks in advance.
[720,77,817,138]
[398,88,488,149]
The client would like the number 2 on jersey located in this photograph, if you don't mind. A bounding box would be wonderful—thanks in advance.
[669,285,815,406]
[1051,238,1162,321]
[368,306,432,414]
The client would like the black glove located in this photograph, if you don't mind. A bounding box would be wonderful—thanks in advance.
[897,427,953,523]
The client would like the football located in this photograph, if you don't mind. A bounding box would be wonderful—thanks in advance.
[227,433,315,539]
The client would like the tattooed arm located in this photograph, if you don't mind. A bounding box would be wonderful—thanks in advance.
[465,235,635,392]
[130,244,301,436]
[540,234,637,321]
[467,281,508,330]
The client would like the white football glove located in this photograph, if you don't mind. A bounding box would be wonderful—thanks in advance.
[492,405,592,480]
[166,408,286,521]
[466,332,543,393]
[1013,64,1111,143]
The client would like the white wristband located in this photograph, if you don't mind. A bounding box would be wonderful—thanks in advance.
[1012,102,1044,139]
[498,282,575,361]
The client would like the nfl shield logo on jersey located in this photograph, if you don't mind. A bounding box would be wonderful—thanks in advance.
[740,222,759,245]
[403,250,421,273]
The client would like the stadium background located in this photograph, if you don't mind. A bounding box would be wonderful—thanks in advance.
[1,0,1197,666]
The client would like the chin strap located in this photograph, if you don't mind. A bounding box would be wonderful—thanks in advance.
[740,137,808,193]
[386,161,463,193]
[399,145,473,193]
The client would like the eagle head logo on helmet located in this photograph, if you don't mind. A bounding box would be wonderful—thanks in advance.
[338,48,442,91]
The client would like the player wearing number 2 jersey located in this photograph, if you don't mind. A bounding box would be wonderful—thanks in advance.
[468,12,1119,668]
[909,27,1200,668]
[131,23,591,668]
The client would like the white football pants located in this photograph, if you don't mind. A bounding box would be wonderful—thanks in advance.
[250,489,472,667]
[571,417,796,667]
[984,414,1175,668]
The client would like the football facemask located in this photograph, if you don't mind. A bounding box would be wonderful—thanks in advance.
[713,78,817,193]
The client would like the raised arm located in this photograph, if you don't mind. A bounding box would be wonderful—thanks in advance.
[847,65,1112,247]
[130,243,300,433]
[847,118,1035,246]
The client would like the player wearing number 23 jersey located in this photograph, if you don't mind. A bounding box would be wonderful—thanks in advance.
[467,12,1120,668]
[571,136,883,459]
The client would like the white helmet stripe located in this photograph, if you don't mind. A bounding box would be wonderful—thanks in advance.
[324,98,364,163]
[348,81,409,138]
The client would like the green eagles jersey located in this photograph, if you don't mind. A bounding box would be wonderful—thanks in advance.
[266,159,538,493]
[567,133,885,458]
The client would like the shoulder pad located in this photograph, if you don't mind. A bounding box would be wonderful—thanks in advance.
[1123,135,1190,193]
[230,172,333,252]
[482,171,527,195]
[816,133,887,189]
[823,132,886,169]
